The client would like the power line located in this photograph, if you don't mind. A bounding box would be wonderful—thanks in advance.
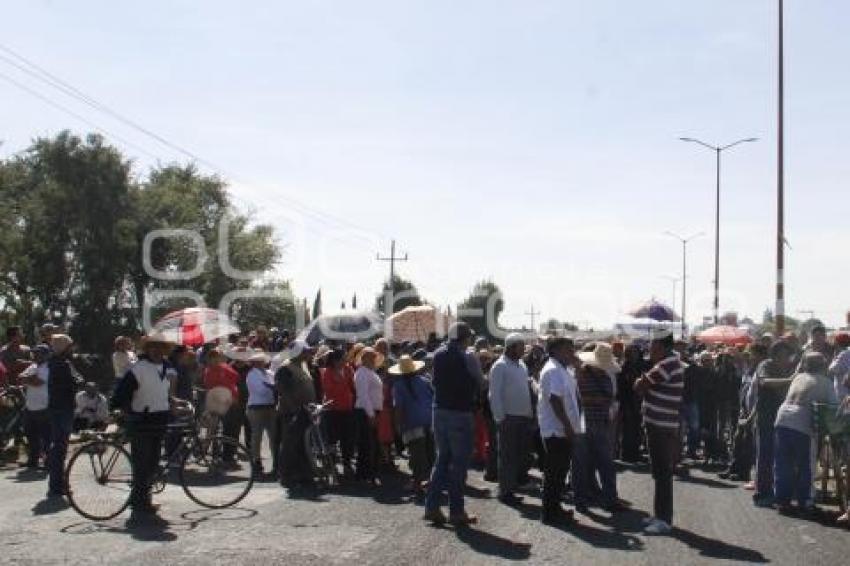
[0,42,387,243]
[0,70,161,162]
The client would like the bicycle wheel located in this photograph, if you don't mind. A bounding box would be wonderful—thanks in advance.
[304,426,338,487]
[65,440,133,521]
[180,435,253,508]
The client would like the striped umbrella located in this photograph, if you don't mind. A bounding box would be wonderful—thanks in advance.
[152,307,240,347]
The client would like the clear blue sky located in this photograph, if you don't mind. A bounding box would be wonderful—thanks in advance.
[2,1,848,330]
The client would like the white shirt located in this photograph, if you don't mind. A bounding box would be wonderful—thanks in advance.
[75,391,109,423]
[538,358,584,438]
[21,362,49,411]
[354,366,383,418]
[246,367,276,406]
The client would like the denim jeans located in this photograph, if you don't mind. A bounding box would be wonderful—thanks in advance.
[755,421,776,499]
[774,426,813,507]
[47,409,74,494]
[682,402,700,455]
[573,421,618,507]
[425,409,474,515]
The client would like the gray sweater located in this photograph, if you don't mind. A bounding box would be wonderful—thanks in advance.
[774,371,838,435]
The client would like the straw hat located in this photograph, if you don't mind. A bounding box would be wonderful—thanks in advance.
[248,349,270,364]
[578,342,621,376]
[140,332,176,351]
[346,342,366,364]
[388,355,425,376]
[356,346,385,369]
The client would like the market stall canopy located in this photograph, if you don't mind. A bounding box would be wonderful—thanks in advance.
[695,325,753,346]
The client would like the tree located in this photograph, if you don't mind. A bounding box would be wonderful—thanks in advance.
[0,131,285,356]
[457,280,504,341]
[312,288,322,319]
[375,275,423,315]
[230,281,297,331]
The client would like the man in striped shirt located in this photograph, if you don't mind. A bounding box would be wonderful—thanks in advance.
[635,332,684,535]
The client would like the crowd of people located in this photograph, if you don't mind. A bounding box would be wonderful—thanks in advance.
[1,320,848,533]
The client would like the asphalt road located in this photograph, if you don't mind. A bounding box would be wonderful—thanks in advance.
[0,457,846,565]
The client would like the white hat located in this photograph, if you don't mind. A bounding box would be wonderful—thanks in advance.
[505,333,526,348]
[578,342,621,376]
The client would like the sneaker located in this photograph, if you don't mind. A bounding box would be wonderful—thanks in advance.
[449,512,479,526]
[641,516,655,526]
[743,481,755,491]
[643,518,672,535]
[423,508,448,524]
[836,511,849,526]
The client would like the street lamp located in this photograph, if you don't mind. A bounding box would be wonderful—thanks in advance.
[664,231,705,338]
[679,136,758,323]
[776,0,786,335]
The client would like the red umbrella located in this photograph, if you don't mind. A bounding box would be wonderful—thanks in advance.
[152,307,240,347]
[696,325,753,346]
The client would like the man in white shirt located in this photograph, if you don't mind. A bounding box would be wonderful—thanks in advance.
[538,337,582,525]
[489,333,533,504]
[19,345,51,468]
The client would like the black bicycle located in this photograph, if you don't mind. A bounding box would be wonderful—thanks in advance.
[0,386,26,457]
[304,401,340,488]
[64,403,254,521]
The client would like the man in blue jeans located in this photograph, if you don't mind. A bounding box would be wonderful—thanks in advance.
[424,322,483,526]
[46,334,81,498]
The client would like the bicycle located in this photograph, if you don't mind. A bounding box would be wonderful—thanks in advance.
[64,402,255,521]
[0,386,26,457]
[303,401,340,488]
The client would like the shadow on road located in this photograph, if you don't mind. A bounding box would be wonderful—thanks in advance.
[453,525,532,560]
[32,496,69,515]
[673,473,737,489]
[13,468,48,483]
[671,526,769,563]
[59,507,258,543]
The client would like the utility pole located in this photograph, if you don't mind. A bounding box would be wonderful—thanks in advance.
[524,305,541,333]
[376,239,409,286]
[775,0,786,336]
[376,240,408,314]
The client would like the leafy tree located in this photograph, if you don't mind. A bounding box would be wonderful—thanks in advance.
[375,275,423,315]
[0,131,286,355]
[312,289,322,319]
[457,280,504,341]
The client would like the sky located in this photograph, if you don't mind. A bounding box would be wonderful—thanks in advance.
[2,0,848,331]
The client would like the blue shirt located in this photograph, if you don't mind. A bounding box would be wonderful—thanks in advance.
[392,375,434,431]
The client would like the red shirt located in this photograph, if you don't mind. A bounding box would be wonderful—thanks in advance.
[321,366,354,412]
[204,363,240,402]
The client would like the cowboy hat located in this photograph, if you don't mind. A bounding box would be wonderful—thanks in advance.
[578,342,621,376]
[140,332,176,350]
[356,346,385,369]
[388,355,425,376]
[248,349,270,364]
[223,345,252,362]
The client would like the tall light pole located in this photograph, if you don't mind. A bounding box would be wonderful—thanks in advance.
[664,231,705,338]
[776,0,786,336]
[679,136,758,323]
